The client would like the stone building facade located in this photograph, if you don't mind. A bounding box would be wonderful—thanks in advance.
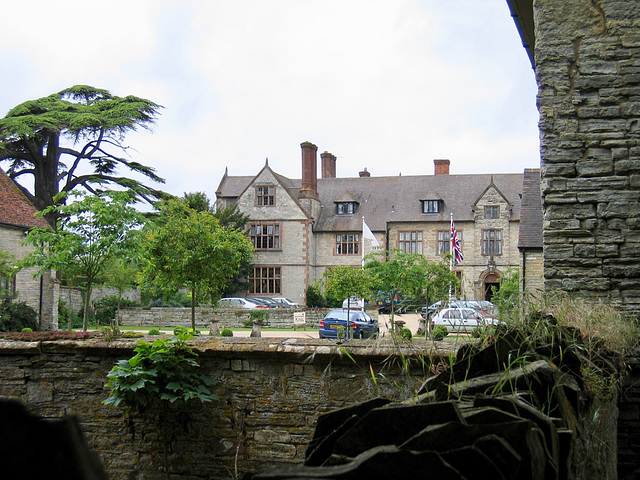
[216,144,542,305]
[0,167,58,329]
[509,0,640,314]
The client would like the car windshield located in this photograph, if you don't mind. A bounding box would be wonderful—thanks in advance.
[327,310,365,321]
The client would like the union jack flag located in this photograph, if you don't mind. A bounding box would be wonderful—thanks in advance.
[451,219,463,265]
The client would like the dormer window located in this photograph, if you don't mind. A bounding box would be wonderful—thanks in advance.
[422,200,440,214]
[336,202,355,215]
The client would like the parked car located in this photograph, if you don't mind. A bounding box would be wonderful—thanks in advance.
[248,297,280,308]
[218,297,268,309]
[342,296,367,309]
[421,301,442,319]
[375,292,399,313]
[271,297,299,308]
[319,309,379,339]
[421,300,496,319]
[431,307,500,333]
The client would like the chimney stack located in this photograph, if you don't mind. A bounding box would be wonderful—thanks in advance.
[359,168,370,177]
[434,159,450,175]
[300,142,318,198]
[321,151,336,178]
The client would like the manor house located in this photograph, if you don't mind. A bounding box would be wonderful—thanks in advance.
[215,142,543,305]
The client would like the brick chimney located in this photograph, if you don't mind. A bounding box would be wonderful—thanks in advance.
[434,159,450,175]
[300,141,318,198]
[321,151,336,178]
[359,168,370,177]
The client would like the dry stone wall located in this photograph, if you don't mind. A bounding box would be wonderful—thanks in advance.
[116,307,341,329]
[0,337,434,479]
[535,0,640,313]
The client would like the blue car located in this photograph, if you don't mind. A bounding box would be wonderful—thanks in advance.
[319,309,379,339]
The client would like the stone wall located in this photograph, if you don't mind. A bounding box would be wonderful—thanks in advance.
[535,0,640,313]
[59,286,142,317]
[0,337,444,479]
[116,307,345,329]
[0,224,58,330]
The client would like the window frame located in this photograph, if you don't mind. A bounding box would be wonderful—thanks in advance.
[248,222,282,250]
[437,230,463,256]
[336,202,355,215]
[398,230,423,254]
[482,229,503,256]
[484,205,500,219]
[255,185,276,206]
[249,266,282,294]
[422,200,440,214]
[335,233,360,255]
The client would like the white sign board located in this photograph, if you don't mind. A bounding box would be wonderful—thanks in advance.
[293,312,306,325]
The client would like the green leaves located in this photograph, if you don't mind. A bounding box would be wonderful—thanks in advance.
[0,85,166,216]
[141,199,254,329]
[103,336,219,410]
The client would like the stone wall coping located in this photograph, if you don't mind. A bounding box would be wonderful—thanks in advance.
[0,336,459,363]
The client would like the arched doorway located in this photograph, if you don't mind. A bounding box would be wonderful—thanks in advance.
[483,272,500,301]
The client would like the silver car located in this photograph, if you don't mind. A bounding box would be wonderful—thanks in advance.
[431,307,500,333]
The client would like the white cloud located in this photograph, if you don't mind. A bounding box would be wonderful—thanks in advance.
[0,0,540,203]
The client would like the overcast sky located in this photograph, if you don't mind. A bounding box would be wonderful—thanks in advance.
[1,0,539,202]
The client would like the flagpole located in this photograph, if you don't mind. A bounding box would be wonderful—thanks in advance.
[449,213,454,302]
[362,217,365,268]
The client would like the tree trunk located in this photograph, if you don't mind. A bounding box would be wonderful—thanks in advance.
[83,278,93,332]
[191,284,196,331]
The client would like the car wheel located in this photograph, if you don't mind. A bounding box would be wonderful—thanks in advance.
[359,331,364,339]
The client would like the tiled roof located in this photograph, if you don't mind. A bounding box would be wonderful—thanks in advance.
[217,169,526,233]
[0,167,49,229]
[518,168,543,249]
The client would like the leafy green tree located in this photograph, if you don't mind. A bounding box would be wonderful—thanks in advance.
[22,191,145,331]
[0,249,16,297]
[321,266,374,338]
[365,249,458,322]
[0,85,166,226]
[491,268,521,322]
[101,257,142,326]
[322,266,373,306]
[141,200,254,330]
[180,192,252,296]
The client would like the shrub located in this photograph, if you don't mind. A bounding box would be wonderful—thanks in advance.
[58,300,71,328]
[95,296,142,326]
[221,328,233,337]
[399,327,412,341]
[148,327,161,335]
[305,284,326,308]
[430,325,449,341]
[249,309,270,325]
[0,300,39,332]
[103,334,218,410]
[21,328,33,333]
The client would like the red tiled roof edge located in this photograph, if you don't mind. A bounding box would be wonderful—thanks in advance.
[0,167,50,229]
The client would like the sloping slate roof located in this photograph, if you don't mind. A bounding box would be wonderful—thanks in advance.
[215,175,255,198]
[314,173,524,232]
[518,168,543,249]
[217,170,525,233]
[0,167,49,229]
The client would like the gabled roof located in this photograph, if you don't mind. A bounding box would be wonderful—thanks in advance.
[217,168,526,233]
[518,168,543,249]
[0,167,49,230]
[471,177,514,211]
[314,173,524,232]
